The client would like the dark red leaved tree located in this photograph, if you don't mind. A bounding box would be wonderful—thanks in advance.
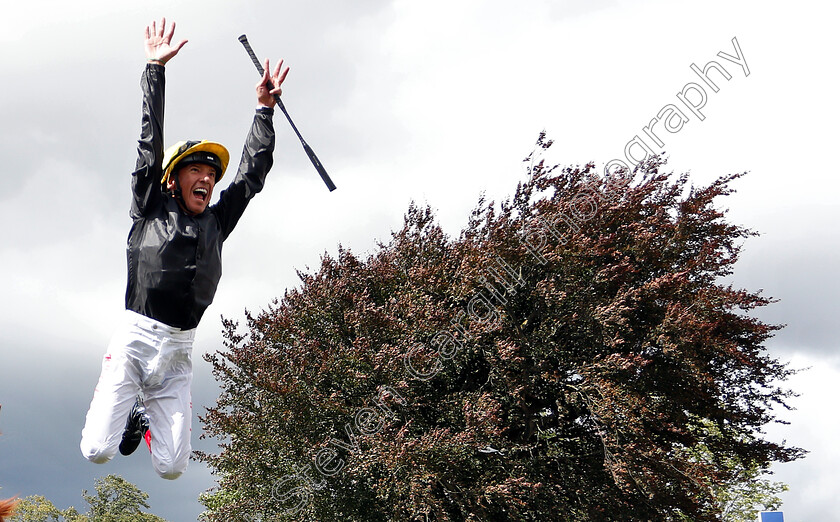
[198,136,802,521]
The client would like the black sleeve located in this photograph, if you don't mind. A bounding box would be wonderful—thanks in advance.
[130,63,166,218]
[213,107,276,239]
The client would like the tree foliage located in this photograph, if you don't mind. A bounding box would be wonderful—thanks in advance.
[10,475,167,522]
[7,495,78,522]
[716,466,787,522]
[671,418,789,522]
[198,137,803,521]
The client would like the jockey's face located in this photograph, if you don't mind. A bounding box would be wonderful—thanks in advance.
[168,163,217,215]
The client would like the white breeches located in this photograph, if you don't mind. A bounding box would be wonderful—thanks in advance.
[80,310,195,479]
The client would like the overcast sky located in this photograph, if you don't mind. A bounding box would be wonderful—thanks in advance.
[1,1,838,520]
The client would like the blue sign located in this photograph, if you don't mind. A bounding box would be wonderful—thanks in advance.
[759,512,784,522]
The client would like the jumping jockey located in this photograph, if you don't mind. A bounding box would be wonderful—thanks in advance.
[80,18,289,479]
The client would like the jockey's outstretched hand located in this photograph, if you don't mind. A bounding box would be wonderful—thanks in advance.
[144,17,188,65]
[257,58,290,109]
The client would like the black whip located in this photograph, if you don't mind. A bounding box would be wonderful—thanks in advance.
[239,34,336,192]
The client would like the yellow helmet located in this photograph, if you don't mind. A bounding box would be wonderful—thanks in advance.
[161,140,231,186]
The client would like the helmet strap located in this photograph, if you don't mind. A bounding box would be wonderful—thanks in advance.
[170,172,194,215]
[172,171,184,201]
